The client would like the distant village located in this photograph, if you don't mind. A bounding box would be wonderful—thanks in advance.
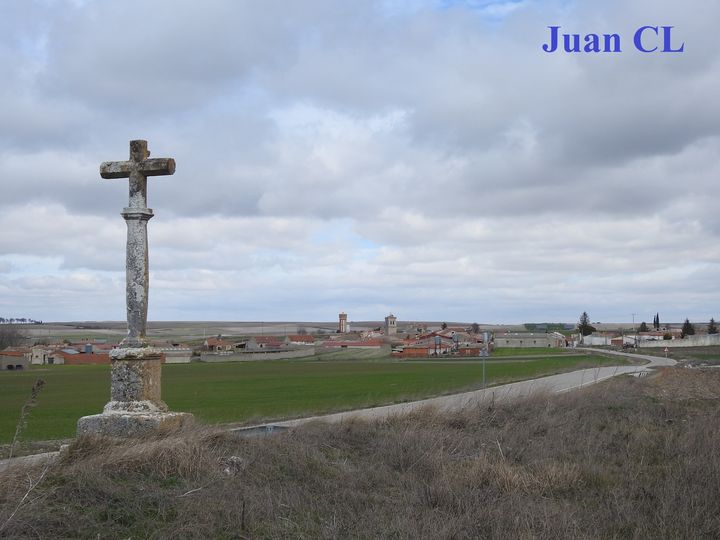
[1,312,718,371]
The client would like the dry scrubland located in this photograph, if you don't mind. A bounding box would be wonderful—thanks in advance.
[1,368,719,538]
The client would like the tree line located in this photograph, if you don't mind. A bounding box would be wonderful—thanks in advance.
[0,326,28,349]
[681,318,718,337]
[0,318,43,324]
[578,311,718,338]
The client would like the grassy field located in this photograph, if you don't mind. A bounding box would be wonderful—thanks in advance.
[0,354,626,444]
[312,348,391,361]
[489,347,575,357]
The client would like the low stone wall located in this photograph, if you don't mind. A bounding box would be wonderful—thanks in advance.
[581,336,614,346]
[392,348,430,358]
[163,350,192,363]
[639,334,720,348]
[200,347,316,362]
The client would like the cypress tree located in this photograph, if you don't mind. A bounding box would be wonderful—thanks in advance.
[708,318,718,335]
[681,318,695,338]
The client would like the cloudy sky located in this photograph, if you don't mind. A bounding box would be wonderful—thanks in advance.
[1,0,718,325]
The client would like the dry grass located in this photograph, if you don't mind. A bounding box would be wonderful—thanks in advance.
[1,368,719,538]
[663,346,720,366]
[7,379,45,459]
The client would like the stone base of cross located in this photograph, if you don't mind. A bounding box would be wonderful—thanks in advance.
[77,347,193,437]
[77,140,193,438]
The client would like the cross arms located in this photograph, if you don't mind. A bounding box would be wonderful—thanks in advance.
[100,158,176,179]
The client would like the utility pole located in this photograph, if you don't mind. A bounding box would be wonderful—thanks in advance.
[482,332,489,388]
[631,313,637,350]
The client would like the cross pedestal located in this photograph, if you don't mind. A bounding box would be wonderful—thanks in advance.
[77,140,193,438]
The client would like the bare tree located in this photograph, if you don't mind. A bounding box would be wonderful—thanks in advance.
[0,326,27,350]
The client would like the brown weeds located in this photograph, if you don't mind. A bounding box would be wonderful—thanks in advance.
[8,379,45,460]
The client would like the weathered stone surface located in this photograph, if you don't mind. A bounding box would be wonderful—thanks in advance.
[100,139,175,348]
[104,400,167,414]
[109,347,162,361]
[0,445,69,473]
[76,140,193,438]
[100,158,176,179]
[107,348,166,410]
[76,411,193,438]
[121,209,153,347]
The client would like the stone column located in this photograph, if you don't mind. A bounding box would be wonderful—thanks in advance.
[121,208,153,348]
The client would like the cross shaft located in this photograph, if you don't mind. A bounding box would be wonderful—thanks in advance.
[100,140,175,347]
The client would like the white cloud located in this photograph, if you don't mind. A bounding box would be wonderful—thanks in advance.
[0,0,718,324]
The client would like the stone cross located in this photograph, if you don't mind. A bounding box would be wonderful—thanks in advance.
[100,140,175,347]
[76,140,192,437]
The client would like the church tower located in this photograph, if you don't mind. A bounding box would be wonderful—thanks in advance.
[384,313,397,335]
[338,312,348,333]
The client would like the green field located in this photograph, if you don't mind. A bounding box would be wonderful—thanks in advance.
[489,347,575,357]
[0,354,626,443]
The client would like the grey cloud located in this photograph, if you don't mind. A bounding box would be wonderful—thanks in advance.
[1,0,718,323]
[38,1,365,116]
[6,0,718,224]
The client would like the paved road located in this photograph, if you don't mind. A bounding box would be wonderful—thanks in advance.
[236,349,676,433]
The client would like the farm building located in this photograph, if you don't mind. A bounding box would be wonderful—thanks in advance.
[30,345,53,365]
[285,335,316,346]
[203,337,236,352]
[494,332,567,348]
[392,330,488,358]
[49,349,111,365]
[1,351,30,371]
[244,336,284,351]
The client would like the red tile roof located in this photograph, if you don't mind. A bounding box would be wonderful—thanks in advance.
[0,350,27,357]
